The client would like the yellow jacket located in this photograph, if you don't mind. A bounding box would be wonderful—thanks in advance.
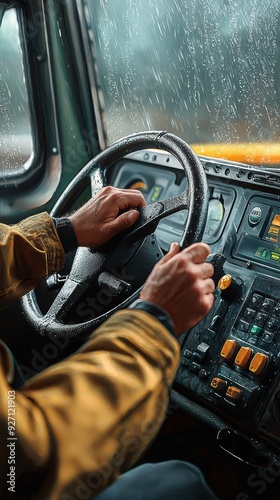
[0,213,180,499]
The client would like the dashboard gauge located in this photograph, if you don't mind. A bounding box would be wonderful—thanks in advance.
[126,179,148,192]
[204,198,224,241]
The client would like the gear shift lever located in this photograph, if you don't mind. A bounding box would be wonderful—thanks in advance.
[206,253,242,332]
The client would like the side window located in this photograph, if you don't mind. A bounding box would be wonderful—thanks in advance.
[0,8,32,178]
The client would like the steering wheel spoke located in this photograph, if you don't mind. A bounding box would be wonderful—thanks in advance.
[41,278,88,328]
[121,191,190,244]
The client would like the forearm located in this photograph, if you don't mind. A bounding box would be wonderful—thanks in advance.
[0,310,180,500]
[0,212,65,308]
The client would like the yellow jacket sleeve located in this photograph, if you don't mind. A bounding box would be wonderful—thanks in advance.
[0,212,65,308]
[0,309,180,500]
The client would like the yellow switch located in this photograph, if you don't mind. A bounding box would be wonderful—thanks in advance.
[220,339,238,361]
[218,274,233,291]
[210,377,226,392]
[226,386,242,400]
[234,346,253,368]
[249,352,270,375]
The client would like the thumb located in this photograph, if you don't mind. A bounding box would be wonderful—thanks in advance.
[113,209,140,232]
[160,241,180,263]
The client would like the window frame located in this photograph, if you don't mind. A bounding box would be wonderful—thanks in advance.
[0,0,104,220]
[0,3,56,186]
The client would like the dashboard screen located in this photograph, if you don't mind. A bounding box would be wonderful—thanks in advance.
[264,213,280,243]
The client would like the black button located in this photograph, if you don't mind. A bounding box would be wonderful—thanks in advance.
[267,317,280,333]
[238,320,250,332]
[183,349,192,359]
[243,308,256,322]
[261,331,275,344]
[254,312,269,327]
[262,298,275,313]
[189,362,201,373]
[250,293,264,308]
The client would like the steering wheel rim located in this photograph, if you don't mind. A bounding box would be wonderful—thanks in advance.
[21,131,209,339]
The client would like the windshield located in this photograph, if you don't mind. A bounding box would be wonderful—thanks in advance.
[86,0,280,167]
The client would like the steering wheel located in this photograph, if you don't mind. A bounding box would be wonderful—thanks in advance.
[21,131,209,339]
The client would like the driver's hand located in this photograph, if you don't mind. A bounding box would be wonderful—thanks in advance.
[69,186,146,247]
[140,242,215,335]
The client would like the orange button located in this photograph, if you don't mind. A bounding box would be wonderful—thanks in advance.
[210,377,226,392]
[220,339,238,361]
[249,352,270,375]
[218,274,233,291]
[234,346,253,368]
[226,386,242,400]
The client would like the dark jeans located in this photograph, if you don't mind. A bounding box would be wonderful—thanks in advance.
[95,460,217,500]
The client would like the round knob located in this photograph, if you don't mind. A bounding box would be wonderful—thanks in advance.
[218,274,242,301]
[218,274,233,291]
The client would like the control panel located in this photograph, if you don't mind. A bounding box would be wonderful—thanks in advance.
[175,270,280,443]
[108,151,280,446]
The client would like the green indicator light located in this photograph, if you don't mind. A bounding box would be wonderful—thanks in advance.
[255,247,270,260]
[250,325,262,336]
[151,185,163,202]
[261,249,270,259]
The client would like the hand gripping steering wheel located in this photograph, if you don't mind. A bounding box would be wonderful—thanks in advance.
[21,131,209,339]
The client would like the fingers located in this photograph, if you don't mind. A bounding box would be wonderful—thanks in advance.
[162,242,212,267]
[203,276,216,295]
[105,187,146,211]
[114,209,140,231]
[140,240,216,336]
[200,262,214,279]
[180,243,214,280]
[182,242,211,264]
[160,241,180,264]
[123,188,147,208]
[161,242,213,277]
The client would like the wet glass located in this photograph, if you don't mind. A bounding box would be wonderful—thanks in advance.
[0,8,32,176]
[86,0,280,167]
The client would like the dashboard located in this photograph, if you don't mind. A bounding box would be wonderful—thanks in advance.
[108,149,280,460]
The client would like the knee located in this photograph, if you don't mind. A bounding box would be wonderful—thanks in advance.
[159,459,205,485]
[156,460,216,498]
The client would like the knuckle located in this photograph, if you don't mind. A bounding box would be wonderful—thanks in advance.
[101,185,112,194]
[179,253,193,268]
[133,189,142,197]
[186,265,199,281]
